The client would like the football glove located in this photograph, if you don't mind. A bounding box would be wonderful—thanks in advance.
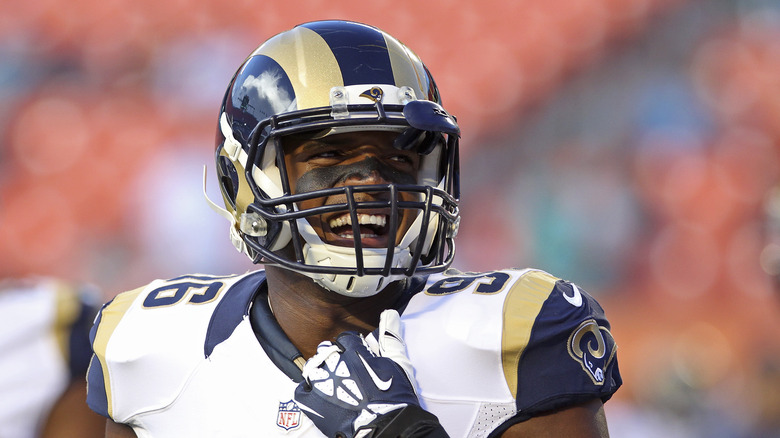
[364,310,418,398]
[294,324,448,438]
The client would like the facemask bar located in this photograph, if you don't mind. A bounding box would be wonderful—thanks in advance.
[238,100,459,277]
[240,182,458,275]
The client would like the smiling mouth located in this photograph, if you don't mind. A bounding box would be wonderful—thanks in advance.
[326,213,390,246]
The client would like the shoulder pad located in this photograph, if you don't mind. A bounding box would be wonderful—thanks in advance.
[403,269,621,418]
[87,272,264,421]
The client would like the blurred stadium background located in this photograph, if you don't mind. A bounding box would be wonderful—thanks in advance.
[1,0,779,436]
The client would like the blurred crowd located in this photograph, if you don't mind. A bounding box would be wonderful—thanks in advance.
[455,2,780,436]
[1,0,779,436]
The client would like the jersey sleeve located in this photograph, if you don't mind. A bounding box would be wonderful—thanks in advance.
[86,284,151,421]
[505,270,621,418]
[402,268,622,436]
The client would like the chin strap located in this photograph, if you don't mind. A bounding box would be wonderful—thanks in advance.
[220,112,244,162]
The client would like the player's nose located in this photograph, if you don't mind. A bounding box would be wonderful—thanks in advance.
[342,156,392,185]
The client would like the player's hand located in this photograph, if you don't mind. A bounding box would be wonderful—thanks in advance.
[294,327,448,437]
[364,310,417,397]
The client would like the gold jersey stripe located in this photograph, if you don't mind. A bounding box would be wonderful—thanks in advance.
[501,270,559,398]
[93,286,145,418]
[261,26,343,110]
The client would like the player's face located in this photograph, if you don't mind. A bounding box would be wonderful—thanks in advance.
[282,131,421,248]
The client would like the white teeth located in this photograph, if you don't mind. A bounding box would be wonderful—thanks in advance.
[329,214,387,230]
[338,233,378,239]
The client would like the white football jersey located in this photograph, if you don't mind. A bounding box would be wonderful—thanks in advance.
[0,278,98,438]
[88,269,620,437]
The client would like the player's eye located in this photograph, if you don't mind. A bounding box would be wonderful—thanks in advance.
[308,149,343,160]
[389,154,413,164]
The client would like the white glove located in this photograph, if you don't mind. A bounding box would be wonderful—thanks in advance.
[364,309,419,398]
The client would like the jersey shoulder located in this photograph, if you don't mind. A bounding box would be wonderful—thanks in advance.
[406,268,621,417]
[87,271,266,422]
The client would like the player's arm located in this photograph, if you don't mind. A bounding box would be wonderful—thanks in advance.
[40,381,105,438]
[499,398,609,438]
[105,419,138,438]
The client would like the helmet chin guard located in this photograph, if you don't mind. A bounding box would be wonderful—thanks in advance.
[304,242,415,298]
[211,20,461,297]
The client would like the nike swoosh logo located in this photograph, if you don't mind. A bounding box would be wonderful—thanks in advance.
[358,353,392,391]
[563,283,583,307]
[295,401,324,418]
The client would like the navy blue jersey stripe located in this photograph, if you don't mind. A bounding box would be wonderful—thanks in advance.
[301,21,395,86]
[204,271,266,358]
[87,306,109,417]
[86,355,109,417]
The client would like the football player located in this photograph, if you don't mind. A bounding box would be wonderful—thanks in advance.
[87,20,621,437]
[0,277,104,438]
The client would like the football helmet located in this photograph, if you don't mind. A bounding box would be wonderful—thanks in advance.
[207,20,460,297]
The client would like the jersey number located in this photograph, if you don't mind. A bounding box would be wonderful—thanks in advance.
[427,272,510,295]
[142,278,226,308]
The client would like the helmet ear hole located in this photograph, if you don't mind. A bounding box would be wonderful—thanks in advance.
[216,155,239,209]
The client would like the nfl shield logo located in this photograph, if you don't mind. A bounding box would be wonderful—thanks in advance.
[276,400,302,431]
